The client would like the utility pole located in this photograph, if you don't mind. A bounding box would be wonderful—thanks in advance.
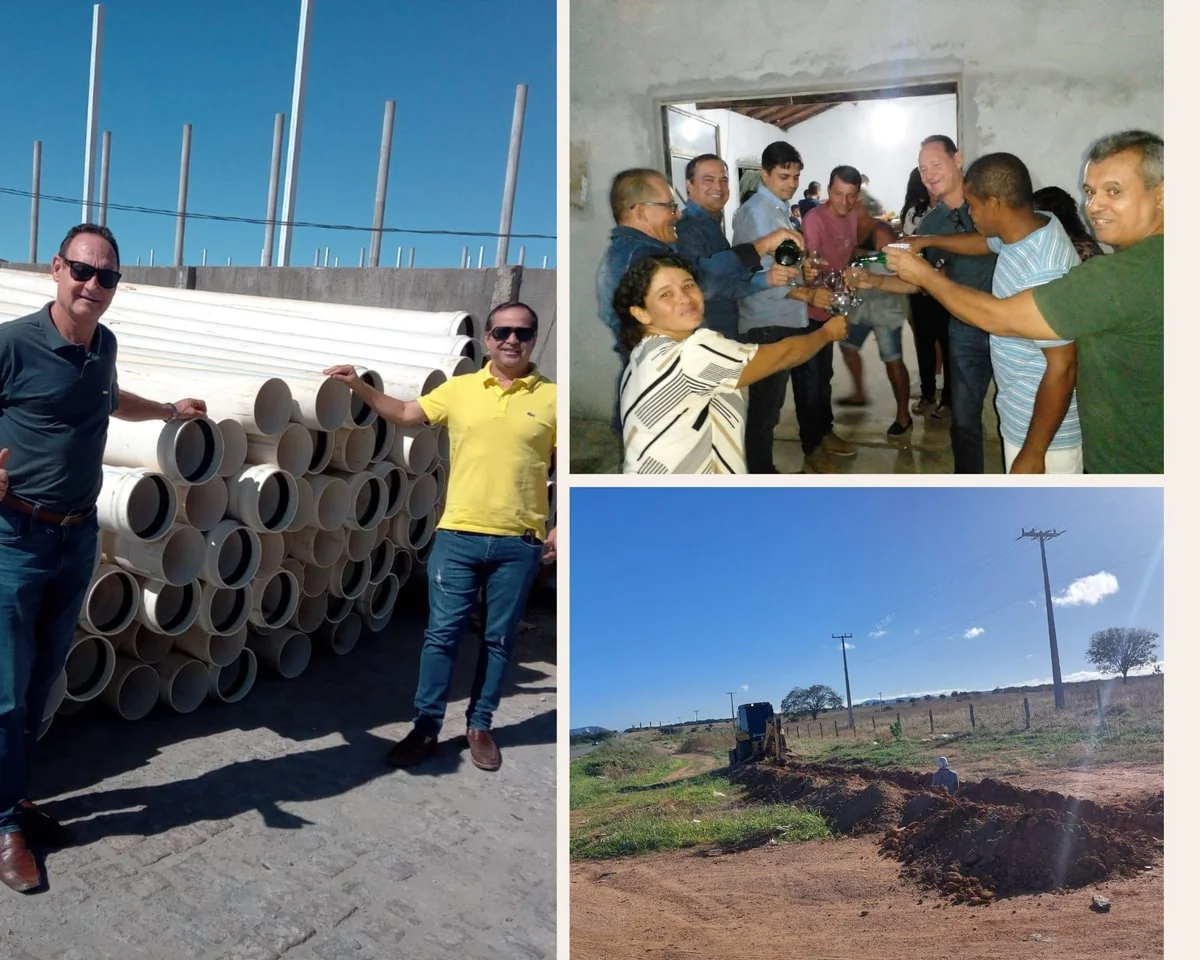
[834,633,855,729]
[1020,528,1066,710]
[693,709,699,723]
[725,691,736,721]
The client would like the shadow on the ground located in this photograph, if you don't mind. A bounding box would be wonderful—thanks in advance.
[32,576,557,831]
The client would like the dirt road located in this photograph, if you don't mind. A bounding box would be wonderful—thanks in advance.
[571,760,1163,960]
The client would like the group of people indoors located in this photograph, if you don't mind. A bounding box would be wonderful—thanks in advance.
[595,129,1163,475]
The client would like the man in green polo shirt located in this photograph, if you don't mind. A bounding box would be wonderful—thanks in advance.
[0,224,207,893]
[885,130,1163,474]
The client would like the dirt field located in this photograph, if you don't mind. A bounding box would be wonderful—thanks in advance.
[570,760,1163,960]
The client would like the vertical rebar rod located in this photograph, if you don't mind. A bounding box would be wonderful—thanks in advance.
[29,141,41,262]
[495,83,528,266]
[368,100,396,267]
[173,123,192,267]
[263,112,285,266]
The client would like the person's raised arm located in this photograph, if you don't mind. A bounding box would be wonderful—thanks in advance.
[737,315,848,388]
[907,232,991,257]
[323,364,428,425]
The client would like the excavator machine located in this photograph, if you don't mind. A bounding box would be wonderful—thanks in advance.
[727,701,786,766]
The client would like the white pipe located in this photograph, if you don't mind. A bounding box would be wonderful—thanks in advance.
[285,475,314,532]
[173,621,246,667]
[329,471,387,531]
[307,429,334,473]
[200,520,262,589]
[207,647,257,703]
[43,670,68,723]
[287,524,345,567]
[101,656,161,720]
[386,426,437,475]
[367,608,394,634]
[435,425,450,460]
[104,524,206,586]
[63,631,117,702]
[226,465,298,532]
[116,361,294,437]
[0,270,478,337]
[104,416,224,484]
[111,620,174,664]
[289,591,328,633]
[281,556,304,588]
[345,526,375,563]
[248,628,311,679]
[369,416,396,465]
[368,538,395,585]
[416,538,434,565]
[374,518,391,548]
[118,347,350,431]
[98,466,177,541]
[405,472,438,520]
[36,714,54,741]
[154,652,210,713]
[249,568,300,629]
[137,578,201,636]
[256,530,286,579]
[392,547,414,589]
[369,460,408,520]
[408,512,435,550]
[328,555,369,600]
[433,462,447,502]
[174,475,229,531]
[355,572,399,621]
[325,593,353,623]
[300,561,331,597]
[390,510,412,549]
[314,613,361,655]
[330,427,374,473]
[56,697,88,717]
[196,582,252,637]
[305,474,351,531]
[216,418,248,478]
[78,563,140,636]
[244,422,313,476]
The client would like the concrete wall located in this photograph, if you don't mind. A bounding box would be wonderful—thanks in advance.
[2,262,557,381]
[569,0,1163,419]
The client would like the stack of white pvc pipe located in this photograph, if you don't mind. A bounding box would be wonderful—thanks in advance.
[0,268,559,732]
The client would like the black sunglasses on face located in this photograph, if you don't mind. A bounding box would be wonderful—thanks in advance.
[488,326,535,343]
[63,258,122,289]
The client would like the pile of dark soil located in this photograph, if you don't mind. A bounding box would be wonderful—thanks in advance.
[881,795,1160,901]
[733,768,906,835]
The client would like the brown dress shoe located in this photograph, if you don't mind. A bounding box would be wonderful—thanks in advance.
[467,729,501,771]
[0,830,42,893]
[20,800,73,848]
[386,727,438,768]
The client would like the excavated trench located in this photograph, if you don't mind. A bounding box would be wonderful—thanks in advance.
[729,760,1162,903]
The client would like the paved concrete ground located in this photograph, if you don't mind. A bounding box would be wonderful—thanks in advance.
[0,577,558,960]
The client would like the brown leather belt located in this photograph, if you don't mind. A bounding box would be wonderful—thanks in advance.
[0,493,94,526]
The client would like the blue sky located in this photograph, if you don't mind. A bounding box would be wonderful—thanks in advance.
[569,486,1164,731]
[0,0,555,269]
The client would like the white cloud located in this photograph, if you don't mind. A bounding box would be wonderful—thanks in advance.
[964,627,985,640]
[739,684,749,692]
[870,614,894,638]
[844,642,856,650]
[1028,599,1037,607]
[1053,571,1119,607]
[1026,654,1034,659]
[1014,661,1163,687]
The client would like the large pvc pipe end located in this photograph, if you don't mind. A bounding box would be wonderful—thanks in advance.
[166,417,224,485]
[369,461,407,520]
[316,613,362,656]
[307,428,334,474]
[199,583,252,637]
[369,416,396,465]
[100,469,177,541]
[286,476,315,533]
[310,379,352,432]
[368,538,396,585]
[406,472,438,521]
[254,377,293,436]
[333,427,375,473]
[345,526,376,563]
[80,564,140,636]
[101,656,161,720]
[329,556,369,600]
[408,511,434,551]
[301,561,332,597]
[350,369,382,427]
[355,573,399,622]
[138,579,201,636]
[43,670,69,722]
[227,465,298,533]
[349,475,387,531]
[249,629,312,679]
[289,592,329,633]
[325,593,354,624]
[64,633,117,703]
[207,647,257,703]
[203,520,262,589]
[216,418,248,478]
[247,422,313,477]
[156,652,210,714]
[308,475,351,531]
[435,425,450,461]
[387,427,437,475]
[250,569,300,629]
[176,476,229,531]
[392,547,414,589]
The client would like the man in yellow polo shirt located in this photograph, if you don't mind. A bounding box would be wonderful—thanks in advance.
[324,300,556,772]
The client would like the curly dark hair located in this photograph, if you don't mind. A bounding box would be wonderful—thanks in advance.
[612,253,696,353]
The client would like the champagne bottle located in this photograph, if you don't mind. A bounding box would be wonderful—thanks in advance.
[774,239,803,266]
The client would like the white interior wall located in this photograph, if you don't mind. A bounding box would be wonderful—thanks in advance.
[786,95,959,215]
[570,0,1163,420]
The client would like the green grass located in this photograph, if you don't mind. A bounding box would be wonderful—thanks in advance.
[571,740,829,860]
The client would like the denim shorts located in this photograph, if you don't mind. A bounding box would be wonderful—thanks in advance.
[841,321,903,363]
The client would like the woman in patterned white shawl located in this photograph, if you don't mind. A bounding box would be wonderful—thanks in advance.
[615,254,848,474]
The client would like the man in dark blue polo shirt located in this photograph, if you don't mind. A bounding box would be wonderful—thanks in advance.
[0,224,207,893]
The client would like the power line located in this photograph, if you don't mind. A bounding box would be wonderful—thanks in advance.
[0,185,556,240]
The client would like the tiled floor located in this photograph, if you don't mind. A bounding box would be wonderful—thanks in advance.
[570,323,1005,475]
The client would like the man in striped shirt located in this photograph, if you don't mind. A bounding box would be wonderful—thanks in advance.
[889,153,1082,473]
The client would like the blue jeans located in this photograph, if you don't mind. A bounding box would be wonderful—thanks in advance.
[741,325,814,473]
[947,317,994,474]
[0,502,99,833]
[412,529,543,734]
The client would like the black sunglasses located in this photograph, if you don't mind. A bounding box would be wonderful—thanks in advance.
[63,258,122,290]
[487,326,535,343]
